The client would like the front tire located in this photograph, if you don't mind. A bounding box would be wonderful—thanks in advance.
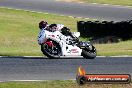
[82,45,96,59]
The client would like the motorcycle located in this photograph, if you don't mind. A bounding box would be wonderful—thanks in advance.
[38,27,96,59]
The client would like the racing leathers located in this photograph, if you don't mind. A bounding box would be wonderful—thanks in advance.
[37,24,78,45]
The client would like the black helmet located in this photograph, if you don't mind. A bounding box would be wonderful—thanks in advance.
[48,24,57,31]
[39,21,48,29]
[49,24,57,28]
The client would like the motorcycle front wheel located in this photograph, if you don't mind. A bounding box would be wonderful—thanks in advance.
[81,45,96,59]
[41,41,61,59]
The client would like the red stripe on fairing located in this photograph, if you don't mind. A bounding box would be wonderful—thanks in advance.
[71,49,77,51]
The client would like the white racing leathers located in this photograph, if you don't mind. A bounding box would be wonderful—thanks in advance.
[38,28,46,45]
[37,24,64,45]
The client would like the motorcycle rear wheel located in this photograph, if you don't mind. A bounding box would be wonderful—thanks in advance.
[41,41,61,59]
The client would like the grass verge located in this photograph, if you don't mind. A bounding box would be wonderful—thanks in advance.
[0,80,132,88]
[0,7,132,56]
[0,7,86,56]
[94,40,132,56]
[58,0,132,6]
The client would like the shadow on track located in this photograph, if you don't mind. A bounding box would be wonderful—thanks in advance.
[0,56,84,59]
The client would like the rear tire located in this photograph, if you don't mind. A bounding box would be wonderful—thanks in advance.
[41,41,61,59]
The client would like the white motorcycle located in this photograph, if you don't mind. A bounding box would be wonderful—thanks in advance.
[38,27,96,59]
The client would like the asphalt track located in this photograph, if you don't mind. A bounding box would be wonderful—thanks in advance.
[0,56,132,81]
[0,0,132,21]
[0,0,132,81]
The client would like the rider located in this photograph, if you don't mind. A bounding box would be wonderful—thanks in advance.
[38,21,78,45]
[38,21,48,45]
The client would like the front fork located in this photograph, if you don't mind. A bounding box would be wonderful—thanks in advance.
[77,41,93,51]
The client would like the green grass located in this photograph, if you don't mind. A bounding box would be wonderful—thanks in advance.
[0,80,132,88]
[83,0,132,6]
[61,0,132,6]
[95,40,132,56]
[0,7,86,56]
[0,7,132,56]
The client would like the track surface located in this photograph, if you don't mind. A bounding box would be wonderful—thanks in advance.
[0,0,132,21]
[0,0,132,81]
[0,57,132,81]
